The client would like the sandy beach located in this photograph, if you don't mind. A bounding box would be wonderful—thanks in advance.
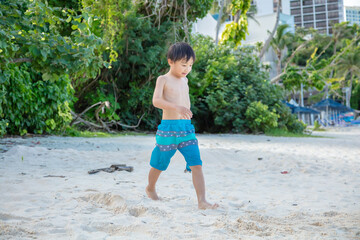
[1,127,359,239]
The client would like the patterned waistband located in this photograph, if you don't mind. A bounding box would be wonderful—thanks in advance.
[161,119,192,125]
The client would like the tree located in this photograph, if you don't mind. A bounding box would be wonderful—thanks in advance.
[269,24,292,76]
[323,22,355,98]
[258,0,281,59]
[0,0,106,135]
[335,48,360,107]
[220,0,251,46]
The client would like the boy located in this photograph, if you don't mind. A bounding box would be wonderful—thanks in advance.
[145,42,218,210]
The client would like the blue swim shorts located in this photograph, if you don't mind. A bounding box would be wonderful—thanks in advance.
[150,119,202,172]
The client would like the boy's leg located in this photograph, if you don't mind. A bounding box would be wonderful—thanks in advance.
[190,165,219,209]
[146,167,162,200]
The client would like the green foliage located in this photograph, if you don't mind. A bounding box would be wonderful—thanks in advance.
[245,101,279,133]
[221,0,251,46]
[75,0,215,130]
[0,120,9,137]
[272,103,306,133]
[282,23,360,104]
[264,128,318,138]
[0,0,106,135]
[0,63,73,135]
[313,120,323,131]
[189,35,304,133]
[351,82,360,110]
[63,126,145,137]
[75,1,172,129]
[0,0,105,78]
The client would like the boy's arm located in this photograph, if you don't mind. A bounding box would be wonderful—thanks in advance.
[152,76,178,111]
[152,76,192,119]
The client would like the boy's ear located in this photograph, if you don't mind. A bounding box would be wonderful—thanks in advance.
[167,59,174,65]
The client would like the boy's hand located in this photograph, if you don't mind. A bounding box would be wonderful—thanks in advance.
[176,106,193,119]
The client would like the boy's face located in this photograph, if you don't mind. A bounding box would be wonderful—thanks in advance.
[168,57,194,78]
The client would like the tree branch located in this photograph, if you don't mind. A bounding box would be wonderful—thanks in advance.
[9,58,32,63]
[258,0,281,59]
[70,101,103,126]
[107,112,145,129]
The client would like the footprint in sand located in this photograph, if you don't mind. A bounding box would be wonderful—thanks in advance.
[79,192,127,213]
[128,206,147,217]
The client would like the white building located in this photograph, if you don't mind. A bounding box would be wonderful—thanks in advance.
[345,6,360,25]
[289,0,345,35]
[251,0,291,16]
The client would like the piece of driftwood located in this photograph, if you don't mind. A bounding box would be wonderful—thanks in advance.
[70,101,145,132]
[44,175,66,178]
[88,164,134,174]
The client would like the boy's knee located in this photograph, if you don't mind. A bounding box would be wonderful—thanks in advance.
[189,165,202,171]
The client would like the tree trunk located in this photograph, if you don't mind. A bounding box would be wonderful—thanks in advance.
[347,72,354,108]
[215,0,225,45]
[258,0,281,59]
[183,0,190,42]
[324,39,338,99]
[277,51,282,76]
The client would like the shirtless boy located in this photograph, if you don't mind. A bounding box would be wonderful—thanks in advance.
[145,42,218,210]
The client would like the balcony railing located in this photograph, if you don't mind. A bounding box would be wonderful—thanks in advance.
[316,13,326,20]
[327,4,339,11]
[328,12,339,19]
[290,1,301,7]
[303,15,314,21]
[315,6,326,12]
[291,9,301,15]
[303,7,314,14]
[303,0,313,6]
[316,21,327,28]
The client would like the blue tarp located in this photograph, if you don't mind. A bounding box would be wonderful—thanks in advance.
[283,101,320,114]
[313,99,353,113]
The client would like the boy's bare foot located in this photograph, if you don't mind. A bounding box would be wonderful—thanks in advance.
[198,200,219,210]
[146,186,159,200]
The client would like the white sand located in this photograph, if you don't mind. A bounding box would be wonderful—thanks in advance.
[1,127,359,239]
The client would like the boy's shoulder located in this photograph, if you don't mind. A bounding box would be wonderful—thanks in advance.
[157,74,188,83]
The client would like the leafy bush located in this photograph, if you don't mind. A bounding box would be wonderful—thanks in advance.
[245,101,279,133]
[190,35,284,132]
[0,120,8,137]
[272,102,306,133]
[0,63,73,135]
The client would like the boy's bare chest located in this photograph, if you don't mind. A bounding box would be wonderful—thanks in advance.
[163,80,189,100]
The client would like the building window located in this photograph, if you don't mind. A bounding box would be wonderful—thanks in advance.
[316,5,326,12]
[329,19,339,25]
[291,8,301,15]
[314,0,325,4]
[303,15,314,21]
[328,11,339,19]
[316,13,326,20]
[327,4,339,11]
[316,21,326,27]
[304,22,314,28]
[302,0,313,6]
[291,1,301,7]
[303,7,314,14]
[327,0,338,3]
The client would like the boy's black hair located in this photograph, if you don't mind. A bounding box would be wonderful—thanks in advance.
[167,42,195,62]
